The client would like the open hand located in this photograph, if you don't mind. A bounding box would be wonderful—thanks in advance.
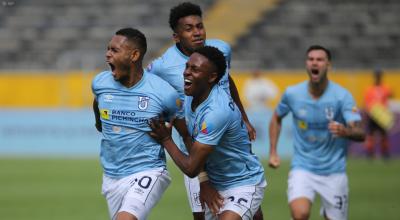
[200,181,224,216]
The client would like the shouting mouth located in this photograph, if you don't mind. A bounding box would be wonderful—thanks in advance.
[184,78,193,92]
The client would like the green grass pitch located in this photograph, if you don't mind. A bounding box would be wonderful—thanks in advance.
[0,158,399,220]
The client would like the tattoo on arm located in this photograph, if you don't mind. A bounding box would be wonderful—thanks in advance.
[345,121,365,142]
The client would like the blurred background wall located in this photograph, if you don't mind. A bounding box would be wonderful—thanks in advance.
[1,0,399,157]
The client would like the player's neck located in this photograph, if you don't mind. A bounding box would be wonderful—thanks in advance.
[121,64,144,88]
[308,79,328,99]
[191,87,212,111]
[177,43,193,57]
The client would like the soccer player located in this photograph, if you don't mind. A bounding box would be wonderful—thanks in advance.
[268,45,365,220]
[146,2,261,219]
[149,46,266,220]
[92,28,180,220]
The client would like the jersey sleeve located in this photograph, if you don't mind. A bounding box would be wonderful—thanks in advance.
[275,89,291,117]
[341,90,361,123]
[146,57,163,76]
[194,110,230,146]
[91,71,104,101]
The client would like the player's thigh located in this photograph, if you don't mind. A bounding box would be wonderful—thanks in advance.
[184,174,204,213]
[102,174,135,220]
[119,169,171,220]
[287,169,316,203]
[317,173,348,220]
[219,210,242,220]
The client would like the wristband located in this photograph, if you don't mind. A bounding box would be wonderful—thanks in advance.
[198,171,209,183]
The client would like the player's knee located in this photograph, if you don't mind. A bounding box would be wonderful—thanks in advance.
[116,211,138,220]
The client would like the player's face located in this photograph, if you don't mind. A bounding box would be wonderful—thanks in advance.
[306,49,330,84]
[105,35,134,82]
[174,15,206,56]
[183,53,216,97]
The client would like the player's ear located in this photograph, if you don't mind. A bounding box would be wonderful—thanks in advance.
[173,32,180,43]
[208,71,218,84]
[131,49,141,62]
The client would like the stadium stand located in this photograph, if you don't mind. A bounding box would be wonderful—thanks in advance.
[232,0,400,70]
[0,0,215,70]
[1,0,399,71]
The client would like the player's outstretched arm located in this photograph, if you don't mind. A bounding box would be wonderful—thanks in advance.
[92,99,102,132]
[268,111,283,169]
[228,75,256,141]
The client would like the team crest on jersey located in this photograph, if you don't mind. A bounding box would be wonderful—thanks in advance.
[100,109,109,119]
[325,106,335,121]
[138,96,150,110]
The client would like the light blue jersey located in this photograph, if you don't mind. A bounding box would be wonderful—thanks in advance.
[146,39,232,119]
[185,85,265,191]
[92,70,180,178]
[276,81,361,175]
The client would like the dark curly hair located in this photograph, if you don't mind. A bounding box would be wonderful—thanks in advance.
[169,2,202,31]
[193,46,226,83]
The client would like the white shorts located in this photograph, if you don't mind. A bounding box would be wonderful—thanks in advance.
[101,168,171,220]
[288,169,349,220]
[205,180,267,220]
[184,174,204,213]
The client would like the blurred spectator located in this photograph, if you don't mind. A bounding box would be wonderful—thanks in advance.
[364,69,394,159]
[244,70,279,110]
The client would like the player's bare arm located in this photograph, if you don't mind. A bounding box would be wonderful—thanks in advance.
[228,75,256,141]
[268,111,283,168]
[149,117,213,177]
[173,117,193,152]
[92,99,102,132]
[328,121,365,141]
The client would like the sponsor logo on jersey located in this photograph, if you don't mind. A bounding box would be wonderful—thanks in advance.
[298,120,307,130]
[103,94,113,102]
[138,96,149,110]
[100,109,110,119]
[298,108,307,117]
